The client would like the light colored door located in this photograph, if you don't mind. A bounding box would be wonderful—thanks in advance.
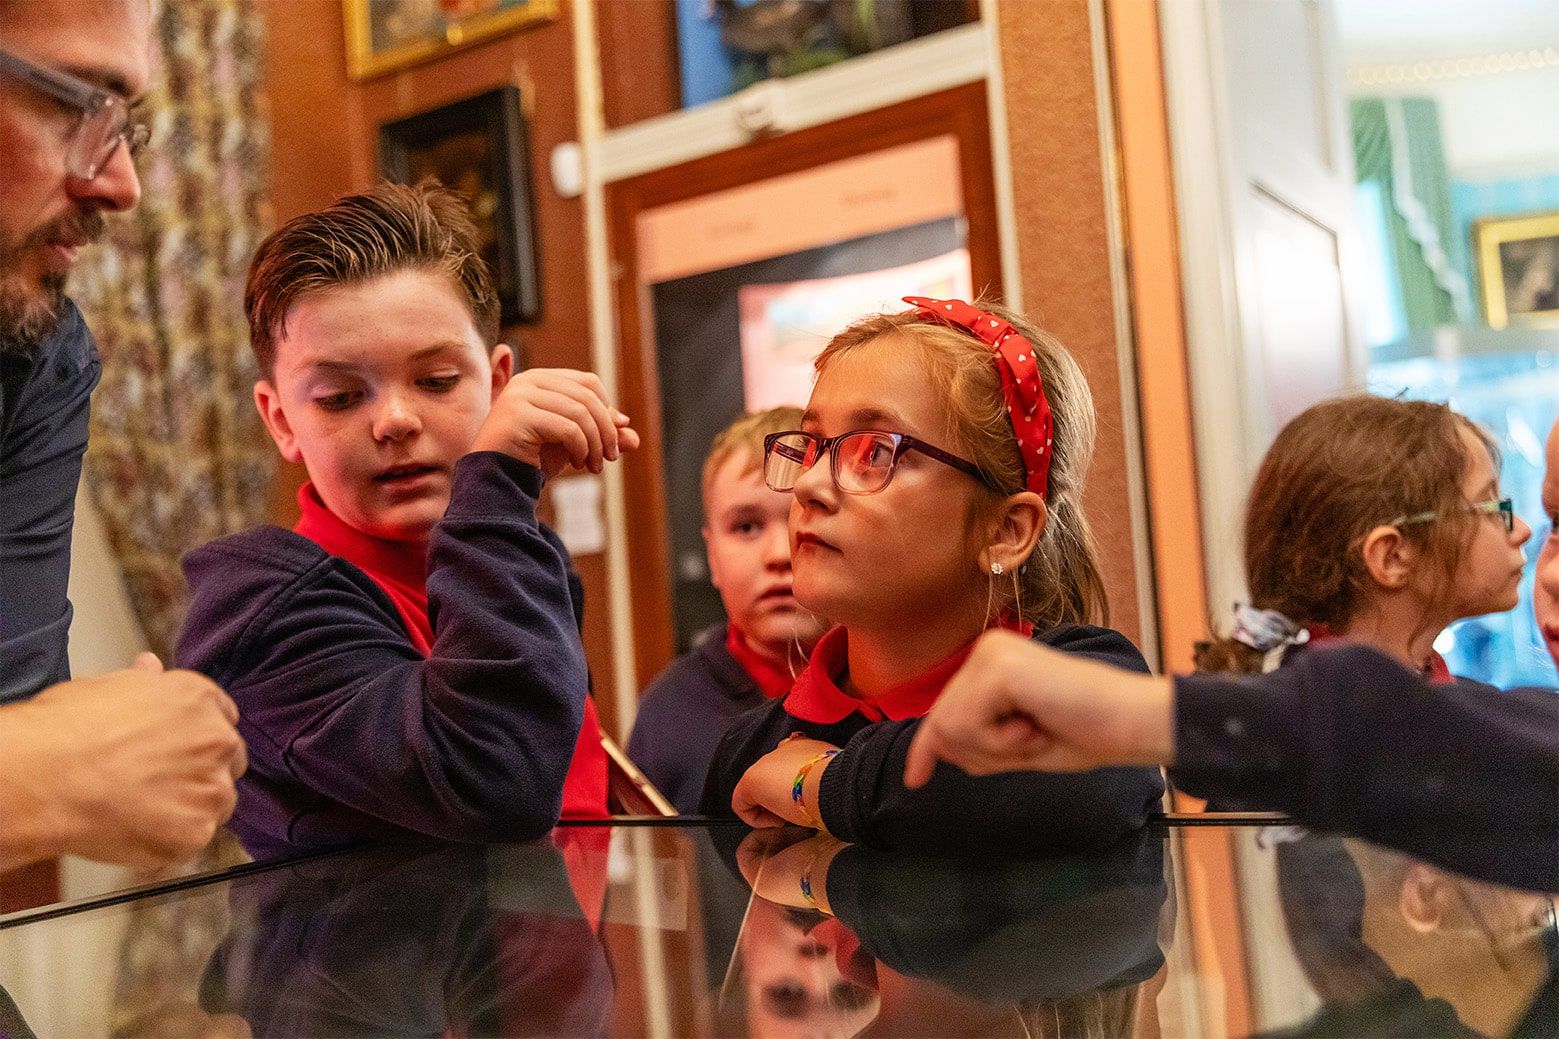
[1160,1,1364,1030]
[1162,0,1366,617]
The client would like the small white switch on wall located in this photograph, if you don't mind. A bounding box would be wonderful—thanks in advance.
[550,141,583,199]
[732,80,787,136]
[550,473,605,554]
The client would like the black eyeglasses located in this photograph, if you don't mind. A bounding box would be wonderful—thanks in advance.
[763,429,1000,496]
[1390,497,1516,534]
[0,48,149,180]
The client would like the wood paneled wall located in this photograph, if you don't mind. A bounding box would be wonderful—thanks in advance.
[994,0,1148,648]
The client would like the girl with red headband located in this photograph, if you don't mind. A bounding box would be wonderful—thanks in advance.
[698,298,1165,855]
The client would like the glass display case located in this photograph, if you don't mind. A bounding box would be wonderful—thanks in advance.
[2,820,1552,1038]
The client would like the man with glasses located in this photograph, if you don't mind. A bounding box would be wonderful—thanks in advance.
[0,0,245,873]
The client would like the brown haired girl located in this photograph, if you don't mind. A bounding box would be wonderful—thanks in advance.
[698,298,1164,855]
[1196,395,1529,678]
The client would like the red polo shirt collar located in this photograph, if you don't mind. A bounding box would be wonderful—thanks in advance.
[1305,624,1453,685]
[784,618,1035,725]
[724,623,797,698]
[294,482,432,652]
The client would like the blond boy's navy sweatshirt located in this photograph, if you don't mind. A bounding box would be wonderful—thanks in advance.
[176,452,587,858]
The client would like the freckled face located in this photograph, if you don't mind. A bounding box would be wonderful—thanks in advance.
[704,451,828,655]
[255,269,508,542]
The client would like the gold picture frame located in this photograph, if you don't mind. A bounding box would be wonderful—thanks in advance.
[1475,210,1559,329]
[343,0,558,81]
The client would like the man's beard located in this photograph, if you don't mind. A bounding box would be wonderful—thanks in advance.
[0,210,105,356]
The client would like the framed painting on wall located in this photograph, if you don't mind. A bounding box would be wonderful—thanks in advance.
[1475,210,1559,329]
[343,0,558,80]
[379,86,541,325]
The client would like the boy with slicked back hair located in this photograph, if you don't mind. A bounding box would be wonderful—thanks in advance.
[177,182,636,856]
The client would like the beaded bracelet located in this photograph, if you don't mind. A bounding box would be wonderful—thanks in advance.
[792,748,840,828]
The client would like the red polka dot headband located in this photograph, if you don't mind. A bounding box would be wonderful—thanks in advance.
[901,296,1055,499]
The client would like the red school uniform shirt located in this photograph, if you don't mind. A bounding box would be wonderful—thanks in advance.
[782,616,1037,725]
[294,482,609,819]
[724,622,799,698]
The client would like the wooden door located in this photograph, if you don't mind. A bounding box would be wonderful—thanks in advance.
[1163,2,1365,1031]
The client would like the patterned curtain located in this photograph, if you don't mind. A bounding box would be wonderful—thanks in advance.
[70,0,275,658]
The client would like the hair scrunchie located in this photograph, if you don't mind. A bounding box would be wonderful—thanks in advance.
[1229,603,1305,653]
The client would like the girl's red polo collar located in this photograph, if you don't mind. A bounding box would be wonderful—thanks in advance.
[785,618,1035,725]
[1305,624,1453,684]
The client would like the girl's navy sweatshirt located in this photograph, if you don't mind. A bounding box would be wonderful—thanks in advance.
[700,623,1166,856]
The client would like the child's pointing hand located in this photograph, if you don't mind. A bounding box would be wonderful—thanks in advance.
[903,630,1176,787]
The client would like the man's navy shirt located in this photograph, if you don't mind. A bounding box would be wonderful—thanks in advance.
[0,300,100,702]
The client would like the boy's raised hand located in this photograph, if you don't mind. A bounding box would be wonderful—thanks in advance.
[473,368,640,478]
[902,630,1177,788]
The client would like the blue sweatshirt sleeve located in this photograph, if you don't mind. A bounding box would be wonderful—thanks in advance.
[1171,645,1559,892]
[815,625,1166,855]
[0,302,99,703]
[176,452,587,848]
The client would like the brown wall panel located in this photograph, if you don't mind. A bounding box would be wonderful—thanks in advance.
[597,0,682,128]
[995,0,1145,647]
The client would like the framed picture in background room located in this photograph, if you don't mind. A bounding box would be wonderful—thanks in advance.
[379,86,542,326]
[1475,210,1559,329]
[343,0,557,80]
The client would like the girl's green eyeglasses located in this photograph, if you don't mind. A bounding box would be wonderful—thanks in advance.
[1389,498,1515,534]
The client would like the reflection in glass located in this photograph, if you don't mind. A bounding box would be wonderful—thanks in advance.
[2,824,1553,1038]
[201,841,612,1037]
[722,830,1169,1037]
[1269,834,1557,1038]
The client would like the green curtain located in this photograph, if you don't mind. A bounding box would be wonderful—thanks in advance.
[1351,97,1469,329]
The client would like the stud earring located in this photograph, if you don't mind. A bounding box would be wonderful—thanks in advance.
[990,562,1004,576]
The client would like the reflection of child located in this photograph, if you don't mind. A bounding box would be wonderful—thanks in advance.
[701,298,1164,855]
[720,896,880,1039]
[1276,835,1556,1037]
[1195,395,1529,679]
[629,408,829,812]
[177,183,636,856]
[732,830,1167,1039]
